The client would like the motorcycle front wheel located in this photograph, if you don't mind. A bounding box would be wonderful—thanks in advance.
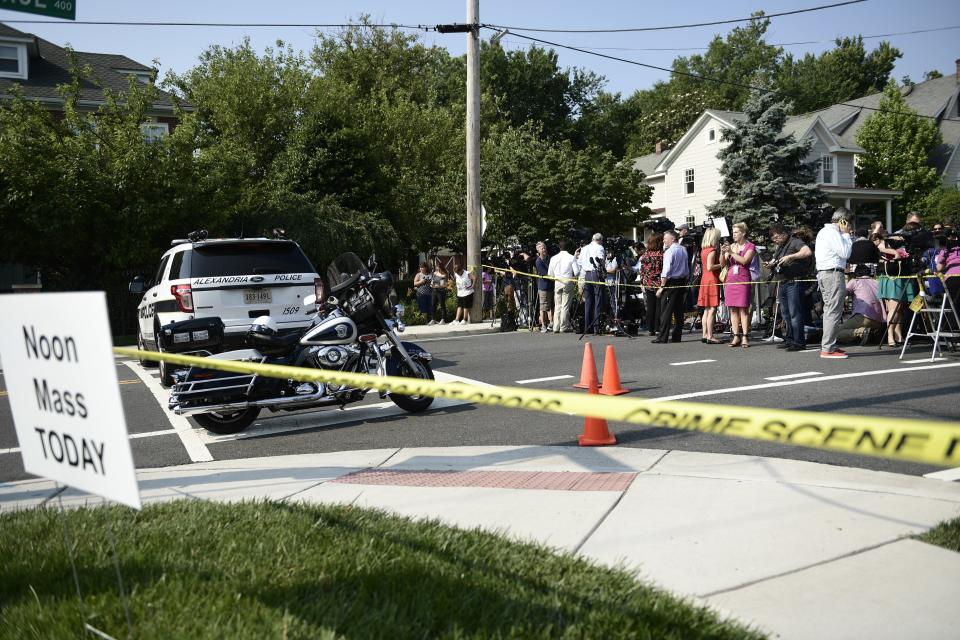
[390,360,435,413]
[193,408,261,434]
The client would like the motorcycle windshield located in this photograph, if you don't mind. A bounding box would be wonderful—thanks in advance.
[326,253,369,290]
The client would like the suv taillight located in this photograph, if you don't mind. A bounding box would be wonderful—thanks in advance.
[314,277,326,302]
[171,284,194,312]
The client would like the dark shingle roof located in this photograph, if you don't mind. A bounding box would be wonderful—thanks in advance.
[0,23,184,112]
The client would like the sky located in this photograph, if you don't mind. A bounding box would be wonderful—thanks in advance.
[1,0,958,97]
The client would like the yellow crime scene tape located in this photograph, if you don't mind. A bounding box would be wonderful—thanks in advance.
[114,347,960,467]
[478,263,946,291]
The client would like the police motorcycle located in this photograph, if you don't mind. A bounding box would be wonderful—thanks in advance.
[165,253,434,434]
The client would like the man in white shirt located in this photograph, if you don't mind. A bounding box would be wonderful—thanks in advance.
[815,208,854,359]
[578,233,606,334]
[548,240,581,332]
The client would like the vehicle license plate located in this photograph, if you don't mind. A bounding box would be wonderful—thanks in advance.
[244,290,272,304]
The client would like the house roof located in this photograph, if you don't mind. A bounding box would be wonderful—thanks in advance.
[630,71,960,177]
[631,152,665,176]
[0,23,186,112]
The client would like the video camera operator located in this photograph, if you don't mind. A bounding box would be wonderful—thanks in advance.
[579,233,606,335]
[768,223,814,352]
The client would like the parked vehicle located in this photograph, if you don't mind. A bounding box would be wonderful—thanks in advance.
[129,231,322,386]
[165,253,434,434]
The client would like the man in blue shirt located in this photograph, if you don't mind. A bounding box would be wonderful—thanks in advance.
[534,242,554,332]
[652,229,691,343]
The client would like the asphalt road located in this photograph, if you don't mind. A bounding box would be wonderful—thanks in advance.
[2,330,959,483]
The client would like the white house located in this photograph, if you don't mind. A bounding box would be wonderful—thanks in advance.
[632,59,960,232]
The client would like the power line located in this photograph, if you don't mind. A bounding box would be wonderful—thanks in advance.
[494,28,960,124]
[482,0,866,34]
[499,24,960,53]
[0,19,432,30]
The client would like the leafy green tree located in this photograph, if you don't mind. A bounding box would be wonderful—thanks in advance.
[480,123,651,246]
[708,85,825,229]
[776,38,901,113]
[0,59,206,291]
[855,81,943,213]
[625,84,711,157]
[479,42,603,141]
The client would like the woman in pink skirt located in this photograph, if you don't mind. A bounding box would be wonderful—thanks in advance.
[721,222,756,348]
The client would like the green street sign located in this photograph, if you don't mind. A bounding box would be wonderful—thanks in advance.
[0,0,76,21]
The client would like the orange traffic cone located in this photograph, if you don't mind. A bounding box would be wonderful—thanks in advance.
[599,345,629,396]
[573,342,600,389]
[578,377,616,446]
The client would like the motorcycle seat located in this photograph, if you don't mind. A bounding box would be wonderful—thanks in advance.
[247,331,301,355]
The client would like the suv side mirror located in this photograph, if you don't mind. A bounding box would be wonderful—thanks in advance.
[128,275,146,295]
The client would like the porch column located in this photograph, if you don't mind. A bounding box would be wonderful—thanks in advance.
[844,198,853,228]
[885,200,892,232]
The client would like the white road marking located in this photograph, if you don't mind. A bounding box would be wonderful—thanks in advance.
[516,374,573,384]
[652,362,960,402]
[123,361,213,462]
[764,371,822,381]
[669,359,715,366]
[924,467,960,481]
[0,447,20,455]
[129,428,177,439]
[900,357,947,364]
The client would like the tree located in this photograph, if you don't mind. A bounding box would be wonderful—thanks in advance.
[708,85,825,229]
[624,83,710,156]
[0,58,207,291]
[855,81,943,213]
[480,123,651,246]
[776,38,901,113]
[479,42,603,141]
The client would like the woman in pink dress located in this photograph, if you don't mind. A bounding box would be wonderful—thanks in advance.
[721,222,756,348]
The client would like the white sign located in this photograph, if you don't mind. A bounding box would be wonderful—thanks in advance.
[0,292,141,508]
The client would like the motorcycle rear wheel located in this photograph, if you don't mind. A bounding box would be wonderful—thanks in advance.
[193,408,261,434]
[390,360,435,413]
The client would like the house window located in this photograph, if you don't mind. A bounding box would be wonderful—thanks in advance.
[0,43,27,79]
[707,128,716,143]
[820,154,835,184]
[141,122,169,143]
[685,213,696,226]
[684,168,695,195]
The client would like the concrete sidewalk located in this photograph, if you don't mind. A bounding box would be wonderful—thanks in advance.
[2,446,959,639]
[400,319,499,339]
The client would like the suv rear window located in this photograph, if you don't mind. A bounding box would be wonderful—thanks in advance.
[190,242,315,278]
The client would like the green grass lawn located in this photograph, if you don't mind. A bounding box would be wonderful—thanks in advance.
[917,515,960,552]
[1,501,764,639]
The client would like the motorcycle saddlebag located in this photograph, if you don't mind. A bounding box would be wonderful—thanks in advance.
[158,317,225,354]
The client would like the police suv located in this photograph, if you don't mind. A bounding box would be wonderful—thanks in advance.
[130,232,322,383]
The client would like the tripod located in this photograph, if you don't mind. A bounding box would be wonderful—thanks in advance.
[605,267,635,338]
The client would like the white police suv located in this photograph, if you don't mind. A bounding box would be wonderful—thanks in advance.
[130,232,322,383]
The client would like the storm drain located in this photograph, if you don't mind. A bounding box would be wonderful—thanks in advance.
[331,469,637,492]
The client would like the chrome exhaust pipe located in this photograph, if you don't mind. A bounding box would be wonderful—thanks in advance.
[171,386,346,417]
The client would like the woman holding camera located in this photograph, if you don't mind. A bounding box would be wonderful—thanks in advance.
[697,228,723,343]
[414,262,434,324]
[431,262,450,325]
[872,229,917,346]
[721,222,756,348]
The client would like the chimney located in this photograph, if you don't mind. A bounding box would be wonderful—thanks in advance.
[956,58,960,82]
[655,141,664,154]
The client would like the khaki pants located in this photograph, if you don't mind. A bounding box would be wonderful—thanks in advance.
[554,281,575,332]
[837,314,881,344]
[817,270,845,353]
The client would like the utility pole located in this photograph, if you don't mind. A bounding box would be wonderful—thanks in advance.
[465,0,483,323]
